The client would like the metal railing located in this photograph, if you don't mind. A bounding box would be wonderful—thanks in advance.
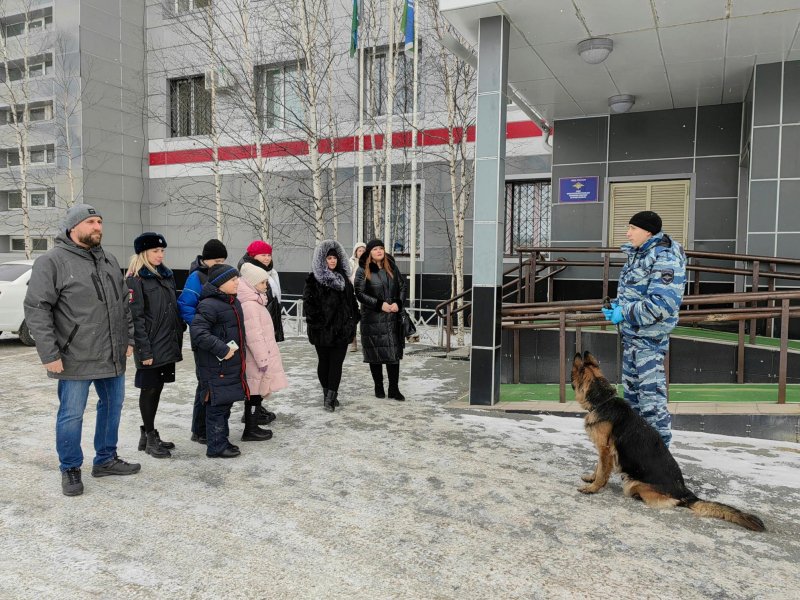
[434,258,568,351]
[503,290,800,404]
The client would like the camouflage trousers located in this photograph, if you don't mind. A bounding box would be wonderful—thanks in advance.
[622,336,672,447]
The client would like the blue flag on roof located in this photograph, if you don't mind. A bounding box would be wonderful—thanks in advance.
[401,0,415,54]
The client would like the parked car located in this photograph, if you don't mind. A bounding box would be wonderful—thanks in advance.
[0,259,35,346]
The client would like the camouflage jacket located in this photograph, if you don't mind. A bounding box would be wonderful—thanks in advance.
[615,232,686,339]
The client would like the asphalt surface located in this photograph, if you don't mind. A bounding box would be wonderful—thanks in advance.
[1,332,798,599]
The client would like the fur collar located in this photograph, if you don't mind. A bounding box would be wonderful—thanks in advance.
[312,239,350,290]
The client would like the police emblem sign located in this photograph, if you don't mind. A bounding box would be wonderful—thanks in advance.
[558,176,599,203]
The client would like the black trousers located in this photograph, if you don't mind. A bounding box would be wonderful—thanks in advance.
[315,344,349,392]
[370,362,400,388]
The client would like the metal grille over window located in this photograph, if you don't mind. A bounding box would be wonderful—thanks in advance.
[362,184,421,256]
[504,180,551,254]
[169,76,211,137]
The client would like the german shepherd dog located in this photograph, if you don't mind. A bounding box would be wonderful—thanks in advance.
[571,351,765,532]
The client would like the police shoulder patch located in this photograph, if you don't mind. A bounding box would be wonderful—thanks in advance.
[660,269,674,284]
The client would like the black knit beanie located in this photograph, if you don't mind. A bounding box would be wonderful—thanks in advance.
[134,232,167,254]
[629,211,662,235]
[202,239,228,260]
[364,239,385,256]
[207,264,239,288]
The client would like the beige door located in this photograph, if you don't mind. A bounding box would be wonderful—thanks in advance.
[609,180,689,247]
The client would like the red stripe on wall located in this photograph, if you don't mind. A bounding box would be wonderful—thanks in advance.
[149,120,543,166]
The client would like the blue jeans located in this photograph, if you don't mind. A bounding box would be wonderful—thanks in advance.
[56,375,125,471]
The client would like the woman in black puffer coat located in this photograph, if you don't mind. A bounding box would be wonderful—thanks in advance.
[303,239,360,412]
[126,232,185,459]
[354,239,407,401]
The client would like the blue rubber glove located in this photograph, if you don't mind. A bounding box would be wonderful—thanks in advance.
[610,304,624,325]
[601,301,619,321]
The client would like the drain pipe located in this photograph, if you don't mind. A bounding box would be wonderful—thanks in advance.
[438,33,552,148]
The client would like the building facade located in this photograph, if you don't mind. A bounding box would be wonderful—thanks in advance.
[3,0,800,310]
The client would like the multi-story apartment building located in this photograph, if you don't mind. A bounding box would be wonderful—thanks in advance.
[0,0,147,261]
[11,0,796,310]
[1,0,551,303]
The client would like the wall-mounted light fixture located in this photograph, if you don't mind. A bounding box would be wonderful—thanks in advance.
[577,37,613,64]
[609,94,635,113]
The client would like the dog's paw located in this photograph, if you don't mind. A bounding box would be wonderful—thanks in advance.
[578,485,599,494]
[581,472,596,483]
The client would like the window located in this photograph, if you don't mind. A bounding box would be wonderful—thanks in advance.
[2,149,20,167]
[256,63,305,129]
[175,0,210,14]
[5,188,55,209]
[169,76,211,137]
[3,55,52,82]
[504,180,552,254]
[5,22,25,38]
[608,180,689,246]
[1,102,53,124]
[366,48,418,116]
[3,14,51,38]
[363,183,422,256]
[11,237,50,252]
[1,145,54,167]
[28,145,55,164]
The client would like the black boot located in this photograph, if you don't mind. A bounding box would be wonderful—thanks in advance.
[387,363,405,401]
[153,429,175,450]
[323,387,340,408]
[324,389,337,412]
[145,430,171,458]
[242,401,273,441]
[370,363,385,398]
[138,426,146,451]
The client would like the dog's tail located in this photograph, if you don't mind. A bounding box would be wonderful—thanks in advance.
[684,498,766,532]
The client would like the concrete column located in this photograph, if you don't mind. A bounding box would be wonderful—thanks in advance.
[469,15,509,406]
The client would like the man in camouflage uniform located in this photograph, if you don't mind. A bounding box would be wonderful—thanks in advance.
[602,210,686,447]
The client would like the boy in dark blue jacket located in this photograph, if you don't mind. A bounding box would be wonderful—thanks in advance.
[177,239,227,444]
[190,264,248,458]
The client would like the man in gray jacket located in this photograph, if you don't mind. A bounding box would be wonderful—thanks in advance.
[24,204,141,496]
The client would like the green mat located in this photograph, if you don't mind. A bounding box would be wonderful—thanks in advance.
[500,383,800,403]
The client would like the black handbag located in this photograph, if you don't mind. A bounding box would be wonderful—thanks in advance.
[400,310,416,338]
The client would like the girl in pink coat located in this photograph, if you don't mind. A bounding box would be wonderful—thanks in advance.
[238,263,289,441]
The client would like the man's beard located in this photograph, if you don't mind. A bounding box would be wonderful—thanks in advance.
[77,232,102,248]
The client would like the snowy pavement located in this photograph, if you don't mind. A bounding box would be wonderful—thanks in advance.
[0,332,799,599]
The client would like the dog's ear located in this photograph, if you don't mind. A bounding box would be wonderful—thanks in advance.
[583,351,599,367]
[573,353,583,369]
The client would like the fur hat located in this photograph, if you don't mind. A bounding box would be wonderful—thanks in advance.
[134,232,167,254]
[629,211,662,235]
[247,240,273,257]
[63,203,101,234]
[202,239,228,260]
[207,264,239,288]
[351,241,367,259]
[240,262,268,288]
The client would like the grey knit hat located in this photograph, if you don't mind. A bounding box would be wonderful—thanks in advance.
[63,203,101,234]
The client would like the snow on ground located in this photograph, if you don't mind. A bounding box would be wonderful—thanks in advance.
[0,334,798,599]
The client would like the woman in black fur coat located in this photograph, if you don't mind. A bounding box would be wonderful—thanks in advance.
[353,239,407,401]
[303,239,360,412]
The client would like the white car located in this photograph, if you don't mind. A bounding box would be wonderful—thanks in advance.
[0,259,35,346]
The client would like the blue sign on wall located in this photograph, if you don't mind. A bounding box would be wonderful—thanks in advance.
[559,176,599,203]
